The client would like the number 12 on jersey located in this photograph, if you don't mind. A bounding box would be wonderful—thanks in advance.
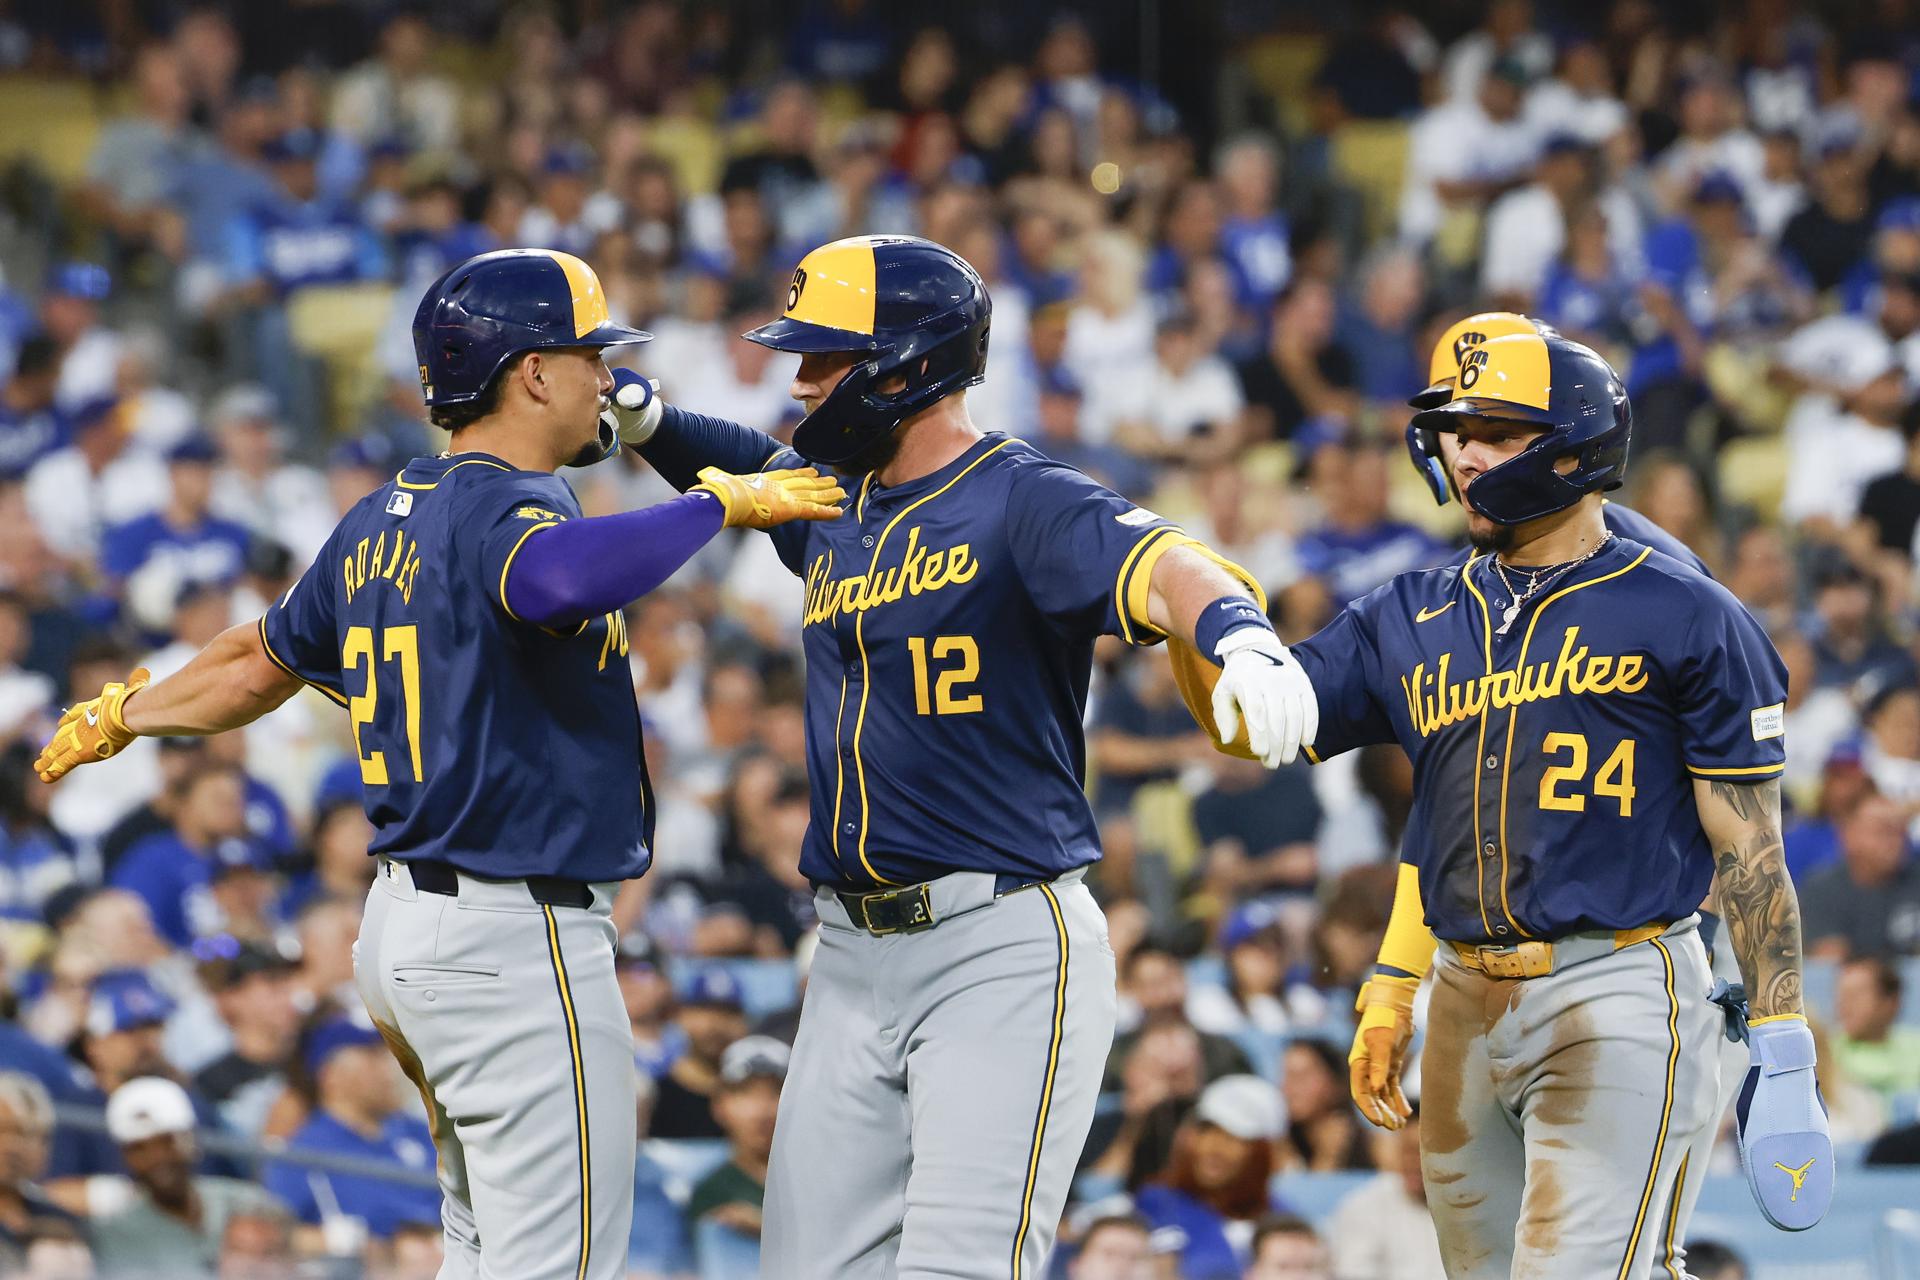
[907,635,982,715]
[343,624,424,784]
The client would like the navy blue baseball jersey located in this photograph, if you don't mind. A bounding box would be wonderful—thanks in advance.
[260,453,651,882]
[642,412,1236,891]
[1293,538,1785,944]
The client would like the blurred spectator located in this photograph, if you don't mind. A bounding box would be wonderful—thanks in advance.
[262,1018,439,1240]
[1524,38,1628,148]
[1441,0,1553,105]
[1310,8,1425,123]
[1066,1213,1156,1280]
[1480,133,1597,308]
[1216,136,1291,310]
[1133,1074,1283,1280]
[518,145,621,260]
[207,386,333,564]
[1186,901,1311,1037]
[1829,957,1920,1104]
[711,770,816,954]
[77,970,179,1099]
[1089,312,1244,466]
[191,938,302,1138]
[1399,58,1538,248]
[1805,560,1912,691]
[0,1073,85,1269]
[0,741,84,927]
[1858,398,1920,557]
[616,932,684,1080]
[110,762,264,948]
[1326,1104,1445,1280]
[1782,132,1875,295]
[687,1035,786,1250]
[80,45,205,259]
[24,397,167,564]
[1862,681,1920,824]
[102,436,252,599]
[1798,790,1920,958]
[86,1076,284,1277]
[1780,323,1907,533]
[39,263,121,417]
[1244,1213,1334,1280]
[1110,944,1254,1078]
[1192,761,1322,905]
[329,13,459,152]
[1276,1039,1370,1172]
[0,336,66,480]
[1238,281,1357,443]
[1295,440,1448,603]
[650,968,748,1139]
[1065,233,1156,409]
[1335,248,1423,408]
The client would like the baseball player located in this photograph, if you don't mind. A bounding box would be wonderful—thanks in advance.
[35,248,844,1279]
[604,233,1314,1278]
[1406,311,1752,1275]
[1179,330,1830,1277]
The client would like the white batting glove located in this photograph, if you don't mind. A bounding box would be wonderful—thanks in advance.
[602,368,663,445]
[1209,628,1320,768]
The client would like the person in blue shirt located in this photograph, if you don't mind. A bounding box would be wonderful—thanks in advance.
[111,761,267,948]
[101,436,252,594]
[1534,203,1635,349]
[1131,1075,1286,1280]
[0,743,85,928]
[1295,437,1451,603]
[1217,136,1292,312]
[263,1018,442,1240]
[0,336,68,479]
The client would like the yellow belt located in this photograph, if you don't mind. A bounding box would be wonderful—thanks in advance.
[1448,922,1669,979]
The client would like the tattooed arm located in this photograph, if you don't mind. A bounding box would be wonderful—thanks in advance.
[1693,777,1804,1018]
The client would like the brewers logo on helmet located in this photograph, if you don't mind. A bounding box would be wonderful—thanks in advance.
[1404,312,1560,505]
[1406,330,1631,526]
[744,235,990,466]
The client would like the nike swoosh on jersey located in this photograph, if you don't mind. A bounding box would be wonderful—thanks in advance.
[1415,602,1457,622]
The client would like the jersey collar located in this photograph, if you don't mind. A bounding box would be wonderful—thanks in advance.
[853,432,1007,508]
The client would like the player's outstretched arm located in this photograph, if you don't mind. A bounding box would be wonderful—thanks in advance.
[1694,775,1833,1231]
[502,469,844,629]
[602,370,789,492]
[35,622,302,782]
[1145,544,1319,768]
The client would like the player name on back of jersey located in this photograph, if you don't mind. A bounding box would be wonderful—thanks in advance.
[802,527,980,627]
[340,529,424,605]
[1401,624,1649,738]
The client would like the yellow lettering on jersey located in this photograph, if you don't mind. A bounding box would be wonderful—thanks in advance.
[1402,625,1650,738]
[802,527,979,627]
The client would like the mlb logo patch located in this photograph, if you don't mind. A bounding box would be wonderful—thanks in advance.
[386,491,414,517]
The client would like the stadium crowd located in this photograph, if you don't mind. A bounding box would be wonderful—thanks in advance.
[0,0,1919,1276]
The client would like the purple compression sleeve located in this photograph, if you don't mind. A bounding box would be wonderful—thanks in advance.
[503,491,726,628]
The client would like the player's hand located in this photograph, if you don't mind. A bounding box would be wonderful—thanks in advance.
[1735,1014,1834,1230]
[36,667,151,783]
[693,466,846,529]
[601,368,662,446]
[1209,628,1319,768]
[1348,974,1418,1130]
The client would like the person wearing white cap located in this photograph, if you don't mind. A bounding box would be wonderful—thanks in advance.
[686,1035,790,1250]
[1131,1074,1285,1280]
[1778,316,1909,530]
[85,1076,286,1278]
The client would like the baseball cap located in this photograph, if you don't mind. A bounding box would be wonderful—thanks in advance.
[718,1035,790,1085]
[305,1017,384,1077]
[166,434,220,465]
[262,128,323,164]
[542,144,594,177]
[47,261,111,301]
[86,969,177,1037]
[105,1076,196,1144]
[1876,198,1920,235]
[209,836,275,880]
[193,934,298,990]
[210,384,278,428]
[1692,170,1746,207]
[678,967,744,1010]
[1193,1074,1285,1142]
[1220,901,1282,951]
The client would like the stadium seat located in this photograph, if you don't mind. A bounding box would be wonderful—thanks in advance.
[1330,122,1411,246]
[694,1216,761,1280]
[1716,434,1788,517]
[0,77,110,186]
[286,282,396,432]
[1241,34,1328,134]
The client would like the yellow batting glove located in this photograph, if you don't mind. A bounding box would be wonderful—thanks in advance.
[693,466,847,530]
[1349,974,1419,1130]
[36,668,151,783]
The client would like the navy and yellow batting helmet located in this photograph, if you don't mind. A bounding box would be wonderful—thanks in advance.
[1406,330,1631,526]
[412,249,651,409]
[1404,311,1559,506]
[744,235,990,465]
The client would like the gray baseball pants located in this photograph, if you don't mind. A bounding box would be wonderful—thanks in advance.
[761,870,1117,1279]
[354,857,636,1280]
[1420,918,1720,1280]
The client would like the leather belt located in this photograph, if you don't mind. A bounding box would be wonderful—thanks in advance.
[406,858,593,910]
[835,883,937,935]
[1448,922,1669,979]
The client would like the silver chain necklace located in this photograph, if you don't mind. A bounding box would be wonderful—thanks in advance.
[1491,533,1614,636]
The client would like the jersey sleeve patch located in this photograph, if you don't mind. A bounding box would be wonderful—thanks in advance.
[1750,702,1786,742]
